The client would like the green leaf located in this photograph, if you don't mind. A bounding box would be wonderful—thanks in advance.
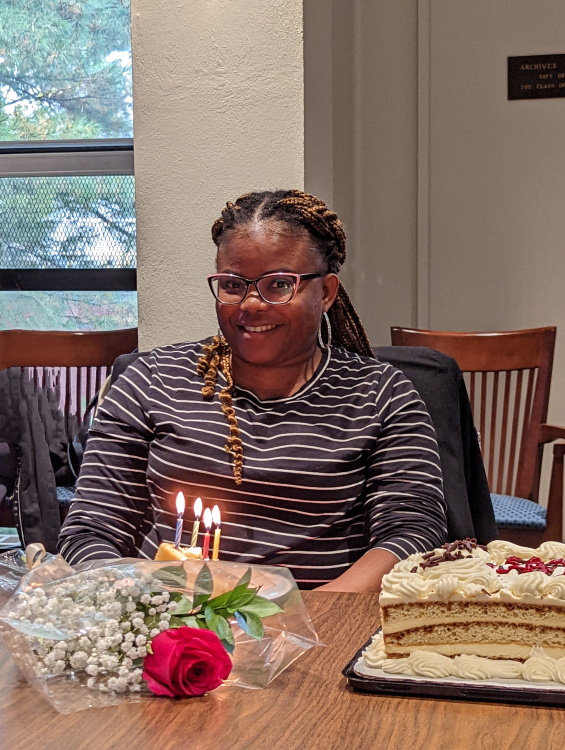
[204,589,234,610]
[154,564,187,588]
[173,595,193,615]
[222,582,258,611]
[235,567,252,588]
[220,623,236,654]
[146,642,153,655]
[238,598,283,618]
[168,616,186,629]
[221,637,235,655]
[193,563,213,607]
[180,616,200,629]
[204,606,231,641]
[234,610,264,640]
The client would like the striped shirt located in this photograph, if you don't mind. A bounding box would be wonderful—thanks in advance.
[58,340,447,588]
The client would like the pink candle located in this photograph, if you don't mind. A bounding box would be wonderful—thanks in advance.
[202,507,212,560]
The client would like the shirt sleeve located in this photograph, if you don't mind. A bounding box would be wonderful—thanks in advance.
[58,357,155,565]
[365,365,447,560]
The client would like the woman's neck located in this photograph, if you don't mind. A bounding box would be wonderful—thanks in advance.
[232,347,324,400]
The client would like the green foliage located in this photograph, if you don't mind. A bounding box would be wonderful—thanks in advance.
[0,290,137,331]
[150,565,284,655]
[0,175,136,270]
[0,0,133,140]
[0,2,135,298]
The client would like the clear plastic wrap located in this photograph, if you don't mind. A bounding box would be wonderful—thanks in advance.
[0,554,320,713]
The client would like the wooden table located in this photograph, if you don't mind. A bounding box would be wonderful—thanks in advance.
[1,592,564,750]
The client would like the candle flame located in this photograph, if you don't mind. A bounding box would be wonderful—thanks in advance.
[194,497,203,518]
[203,507,212,530]
[212,505,221,526]
[176,491,185,516]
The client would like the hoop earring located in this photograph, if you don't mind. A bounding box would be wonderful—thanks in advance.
[317,312,332,349]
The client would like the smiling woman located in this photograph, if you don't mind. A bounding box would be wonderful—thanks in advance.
[58,190,447,593]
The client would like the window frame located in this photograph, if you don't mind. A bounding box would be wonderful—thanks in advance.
[0,139,136,292]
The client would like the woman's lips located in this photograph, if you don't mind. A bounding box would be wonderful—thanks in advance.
[240,324,277,332]
[237,323,279,339]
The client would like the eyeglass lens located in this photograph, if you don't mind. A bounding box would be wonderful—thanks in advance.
[211,275,297,304]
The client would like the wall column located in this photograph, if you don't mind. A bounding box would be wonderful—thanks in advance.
[131,0,304,349]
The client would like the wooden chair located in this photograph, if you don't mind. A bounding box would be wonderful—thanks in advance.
[390,326,565,545]
[0,329,138,530]
[0,328,138,429]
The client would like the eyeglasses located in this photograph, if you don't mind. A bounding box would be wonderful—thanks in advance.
[207,272,323,305]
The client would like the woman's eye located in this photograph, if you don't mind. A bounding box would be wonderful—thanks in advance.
[221,279,244,291]
[268,278,293,291]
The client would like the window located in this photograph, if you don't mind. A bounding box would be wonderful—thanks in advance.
[0,0,136,331]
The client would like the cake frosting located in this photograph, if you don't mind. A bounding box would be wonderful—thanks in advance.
[362,539,565,685]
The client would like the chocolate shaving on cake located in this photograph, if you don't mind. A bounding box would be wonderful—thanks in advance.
[418,538,487,570]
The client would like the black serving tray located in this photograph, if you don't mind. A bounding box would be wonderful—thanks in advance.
[342,635,565,708]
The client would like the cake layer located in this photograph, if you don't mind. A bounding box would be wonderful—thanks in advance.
[382,601,565,634]
[383,642,565,661]
[385,621,565,650]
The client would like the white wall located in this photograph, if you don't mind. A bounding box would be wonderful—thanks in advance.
[305,0,419,347]
[424,0,565,430]
[130,0,304,350]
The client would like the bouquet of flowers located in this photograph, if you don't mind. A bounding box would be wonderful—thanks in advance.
[0,553,319,713]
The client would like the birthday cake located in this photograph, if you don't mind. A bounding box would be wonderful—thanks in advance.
[362,539,565,684]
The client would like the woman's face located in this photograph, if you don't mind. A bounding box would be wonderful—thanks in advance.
[215,224,339,370]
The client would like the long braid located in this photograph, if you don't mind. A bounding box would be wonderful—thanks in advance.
[205,189,374,484]
[197,335,243,485]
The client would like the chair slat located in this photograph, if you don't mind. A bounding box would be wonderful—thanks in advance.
[497,371,511,493]
[480,372,487,470]
[488,371,499,490]
[470,372,476,414]
[506,369,523,495]
[522,368,536,447]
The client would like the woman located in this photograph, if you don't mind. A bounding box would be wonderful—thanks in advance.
[59,190,446,591]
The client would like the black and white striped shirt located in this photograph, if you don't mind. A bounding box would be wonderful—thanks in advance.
[58,341,446,588]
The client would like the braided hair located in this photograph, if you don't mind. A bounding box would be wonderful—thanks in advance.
[198,189,374,485]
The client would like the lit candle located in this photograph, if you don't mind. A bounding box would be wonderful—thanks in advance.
[174,491,185,549]
[191,497,203,548]
[202,507,212,560]
[211,505,221,561]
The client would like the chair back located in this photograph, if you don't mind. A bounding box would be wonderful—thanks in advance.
[390,326,556,503]
[0,328,138,431]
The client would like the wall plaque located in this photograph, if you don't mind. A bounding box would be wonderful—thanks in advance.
[508,54,565,99]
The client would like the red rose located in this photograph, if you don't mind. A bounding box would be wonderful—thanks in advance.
[142,626,232,698]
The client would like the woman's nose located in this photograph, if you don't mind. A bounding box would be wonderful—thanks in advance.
[239,283,269,310]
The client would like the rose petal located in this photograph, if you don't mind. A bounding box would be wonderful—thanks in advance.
[143,627,232,698]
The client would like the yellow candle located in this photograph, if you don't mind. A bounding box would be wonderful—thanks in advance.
[191,497,203,548]
[211,505,221,561]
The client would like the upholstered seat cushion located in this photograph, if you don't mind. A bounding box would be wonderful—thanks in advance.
[491,493,547,530]
[56,486,76,507]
